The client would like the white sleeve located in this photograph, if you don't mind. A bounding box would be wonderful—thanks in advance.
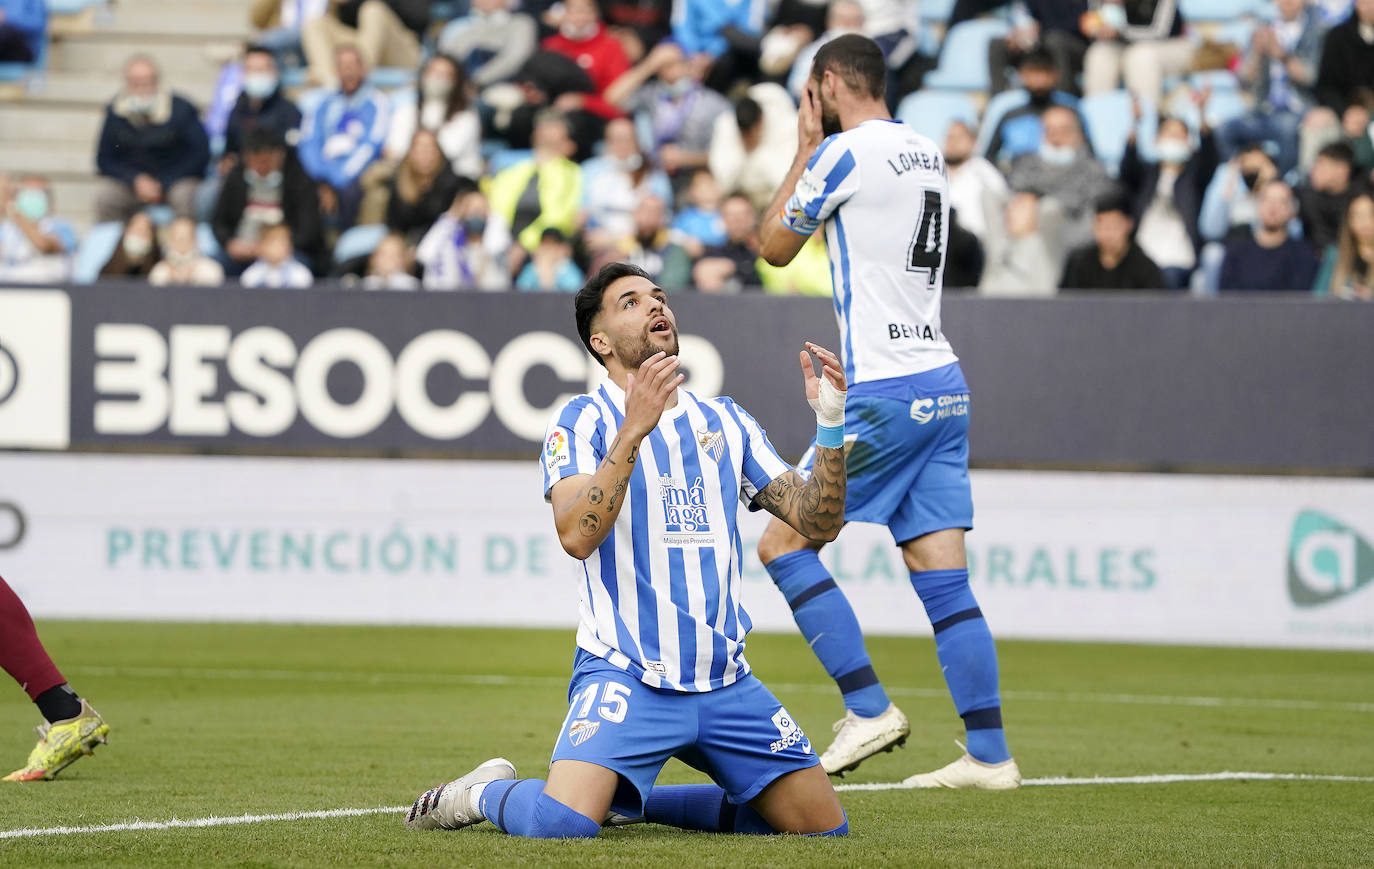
[779,134,861,236]
[729,400,792,508]
[541,398,604,501]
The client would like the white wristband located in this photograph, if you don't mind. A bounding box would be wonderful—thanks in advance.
[808,375,846,429]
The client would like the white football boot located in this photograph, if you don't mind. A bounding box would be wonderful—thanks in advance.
[903,741,1021,789]
[819,703,910,776]
[404,757,517,830]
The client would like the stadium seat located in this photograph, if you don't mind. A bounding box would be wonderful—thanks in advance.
[974,89,1029,155]
[333,224,388,264]
[486,147,533,174]
[918,0,957,22]
[895,90,978,145]
[72,222,125,285]
[1189,69,1242,92]
[923,18,1012,91]
[1178,0,1265,21]
[1079,89,1158,175]
[196,223,223,261]
[145,205,175,227]
[370,67,417,89]
[1214,16,1261,51]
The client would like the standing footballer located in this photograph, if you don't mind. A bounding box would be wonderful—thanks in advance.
[756,33,1020,788]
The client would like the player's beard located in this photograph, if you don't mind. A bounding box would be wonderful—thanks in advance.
[614,328,679,371]
[819,90,842,138]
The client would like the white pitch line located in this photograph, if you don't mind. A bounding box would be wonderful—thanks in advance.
[0,805,407,840]
[833,771,1374,792]
[2,772,1371,840]
[64,665,1374,714]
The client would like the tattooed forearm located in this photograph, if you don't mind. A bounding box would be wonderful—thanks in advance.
[606,478,627,512]
[754,447,846,541]
[625,445,638,464]
[587,486,604,505]
[578,512,601,536]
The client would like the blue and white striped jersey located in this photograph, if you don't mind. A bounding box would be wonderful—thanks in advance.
[781,118,959,385]
[541,380,792,693]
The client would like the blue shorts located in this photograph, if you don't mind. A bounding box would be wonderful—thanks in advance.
[798,362,974,544]
[550,650,819,817]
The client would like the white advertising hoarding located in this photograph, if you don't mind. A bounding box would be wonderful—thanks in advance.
[0,454,1369,650]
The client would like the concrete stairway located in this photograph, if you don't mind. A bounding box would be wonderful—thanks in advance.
[0,0,252,235]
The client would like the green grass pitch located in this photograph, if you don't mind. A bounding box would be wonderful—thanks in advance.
[0,622,1370,867]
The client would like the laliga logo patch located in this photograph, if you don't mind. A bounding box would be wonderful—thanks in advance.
[697,427,725,463]
[769,708,810,754]
[910,397,935,424]
[569,718,600,747]
[545,429,570,471]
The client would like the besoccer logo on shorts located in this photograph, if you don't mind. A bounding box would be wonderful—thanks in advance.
[769,708,811,755]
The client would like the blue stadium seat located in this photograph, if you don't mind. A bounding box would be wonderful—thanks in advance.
[145,205,175,227]
[1189,69,1242,92]
[370,67,417,89]
[196,223,223,261]
[72,222,125,285]
[1079,89,1158,175]
[487,147,533,174]
[1178,0,1265,21]
[333,224,388,264]
[923,18,1011,91]
[46,0,103,14]
[895,90,979,145]
[974,88,1028,155]
[1214,16,1261,51]
[918,0,957,22]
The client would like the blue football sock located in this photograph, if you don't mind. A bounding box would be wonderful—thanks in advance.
[644,784,776,834]
[803,810,849,837]
[478,779,601,839]
[766,549,891,718]
[910,568,1011,764]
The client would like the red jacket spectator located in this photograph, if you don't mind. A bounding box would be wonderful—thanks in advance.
[542,23,630,120]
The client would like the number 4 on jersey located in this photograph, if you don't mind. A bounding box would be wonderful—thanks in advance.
[907,189,944,286]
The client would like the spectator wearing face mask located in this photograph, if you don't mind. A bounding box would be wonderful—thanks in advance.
[212,126,323,275]
[1118,94,1219,290]
[708,84,797,211]
[95,55,211,224]
[581,117,674,256]
[605,42,731,182]
[944,119,1009,244]
[1219,179,1319,291]
[99,211,162,279]
[149,218,226,287]
[984,48,1081,168]
[224,46,303,161]
[416,190,514,290]
[1007,104,1113,250]
[0,174,76,285]
[384,54,483,179]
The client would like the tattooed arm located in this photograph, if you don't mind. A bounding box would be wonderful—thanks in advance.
[549,352,684,560]
[751,342,847,542]
[752,449,846,542]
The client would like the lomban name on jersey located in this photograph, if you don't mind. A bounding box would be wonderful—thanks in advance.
[887,322,945,341]
[887,149,945,177]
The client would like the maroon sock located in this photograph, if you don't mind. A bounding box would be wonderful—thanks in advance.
[0,575,66,701]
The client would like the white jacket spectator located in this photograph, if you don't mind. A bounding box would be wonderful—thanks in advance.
[416,191,513,290]
[943,120,1008,243]
[709,83,798,212]
[149,218,225,286]
[383,55,484,179]
[0,175,76,284]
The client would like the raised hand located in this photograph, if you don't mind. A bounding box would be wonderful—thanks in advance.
[799,341,846,409]
[799,79,824,154]
[622,351,683,438]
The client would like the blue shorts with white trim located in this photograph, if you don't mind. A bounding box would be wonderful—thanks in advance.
[549,650,819,817]
[797,362,974,544]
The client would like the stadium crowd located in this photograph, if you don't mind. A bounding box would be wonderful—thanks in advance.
[1,0,1373,298]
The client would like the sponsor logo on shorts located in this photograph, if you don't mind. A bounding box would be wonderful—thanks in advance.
[769,708,811,755]
[1288,510,1374,607]
[544,429,571,472]
[910,398,934,424]
[569,718,600,747]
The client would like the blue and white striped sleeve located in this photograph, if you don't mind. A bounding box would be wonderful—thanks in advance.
[780,134,861,236]
[729,401,793,509]
[541,397,603,501]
